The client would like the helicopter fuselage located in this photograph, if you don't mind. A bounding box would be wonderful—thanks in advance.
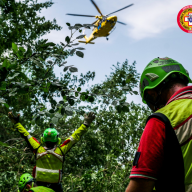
[79,16,117,44]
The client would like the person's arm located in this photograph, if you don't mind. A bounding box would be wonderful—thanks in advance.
[125,179,155,192]
[125,118,165,192]
[14,122,40,150]
[59,123,88,155]
[8,112,40,152]
[59,112,95,155]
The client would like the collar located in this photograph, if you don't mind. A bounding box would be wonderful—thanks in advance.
[166,86,192,105]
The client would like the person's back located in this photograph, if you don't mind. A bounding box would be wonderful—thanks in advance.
[155,88,192,191]
[28,186,55,192]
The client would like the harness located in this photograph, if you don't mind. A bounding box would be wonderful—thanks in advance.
[35,144,65,174]
[146,113,185,192]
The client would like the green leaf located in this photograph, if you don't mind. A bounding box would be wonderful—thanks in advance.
[2,59,7,68]
[38,111,45,115]
[49,109,55,113]
[75,47,85,50]
[9,91,17,97]
[40,42,55,48]
[75,23,83,27]
[59,100,64,104]
[0,141,9,147]
[55,113,62,118]
[64,66,69,72]
[132,91,138,95]
[66,22,71,26]
[0,81,6,90]
[76,51,84,58]
[63,96,67,101]
[51,117,58,124]
[69,99,74,106]
[81,95,85,101]
[12,43,18,52]
[65,36,70,44]
[122,106,129,112]
[115,105,122,113]
[59,61,67,67]
[88,96,94,102]
[4,103,9,109]
[122,80,126,86]
[77,87,81,92]
[19,47,26,52]
[112,100,118,106]
[0,98,6,103]
[70,49,76,55]
[7,73,20,80]
[65,107,73,116]
[75,92,78,97]
[69,67,78,73]
[126,76,133,83]
[61,108,65,115]
[71,43,79,46]
[76,35,85,39]
[122,86,129,90]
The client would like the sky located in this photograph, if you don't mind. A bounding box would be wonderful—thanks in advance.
[37,0,192,107]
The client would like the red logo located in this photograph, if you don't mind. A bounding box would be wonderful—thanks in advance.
[177,5,192,33]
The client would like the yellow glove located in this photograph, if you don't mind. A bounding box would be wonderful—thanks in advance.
[8,111,20,124]
[83,112,95,126]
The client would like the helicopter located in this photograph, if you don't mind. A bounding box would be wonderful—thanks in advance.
[66,0,133,44]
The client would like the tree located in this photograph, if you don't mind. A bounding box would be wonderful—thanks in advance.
[0,1,152,191]
[0,57,151,191]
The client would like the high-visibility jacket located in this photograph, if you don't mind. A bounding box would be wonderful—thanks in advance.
[15,123,88,183]
[29,186,55,192]
[148,90,192,192]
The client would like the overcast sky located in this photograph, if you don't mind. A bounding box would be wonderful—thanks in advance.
[37,0,192,107]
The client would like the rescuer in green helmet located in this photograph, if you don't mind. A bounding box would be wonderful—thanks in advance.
[18,173,55,192]
[125,57,192,192]
[8,112,95,192]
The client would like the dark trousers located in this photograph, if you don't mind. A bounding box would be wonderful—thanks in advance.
[36,181,63,192]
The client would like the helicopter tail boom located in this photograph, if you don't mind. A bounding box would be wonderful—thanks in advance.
[78,40,95,44]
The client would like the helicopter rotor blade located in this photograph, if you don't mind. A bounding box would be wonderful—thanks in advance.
[66,13,95,17]
[92,20,98,25]
[90,0,103,16]
[117,21,126,25]
[106,3,133,16]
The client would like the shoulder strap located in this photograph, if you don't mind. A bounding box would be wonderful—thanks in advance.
[35,145,41,159]
[57,145,65,174]
[146,112,171,127]
[146,112,185,192]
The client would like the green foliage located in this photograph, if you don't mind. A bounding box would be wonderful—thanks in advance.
[0,0,152,191]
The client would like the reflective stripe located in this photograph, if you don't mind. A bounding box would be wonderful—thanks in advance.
[185,184,192,192]
[130,174,157,180]
[27,134,32,139]
[36,167,59,173]
[36,147,63,162]
[69,136,75,143]
[35,167,60,183]
[175,117,192,145]
[175,93,192,100]
[167,91,192,105]
[157,90,192,186]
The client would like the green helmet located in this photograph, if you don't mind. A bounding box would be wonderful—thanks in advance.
[18,173,34,192]
[140,57,192,104]
[42,128,58,143]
